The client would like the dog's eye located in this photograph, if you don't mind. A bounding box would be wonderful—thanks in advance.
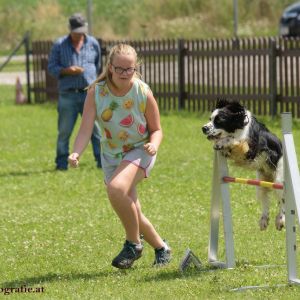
[214,115,225,125]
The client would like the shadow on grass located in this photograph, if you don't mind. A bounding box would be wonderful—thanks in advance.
[0,270,114,288]
[0,163,97,178]
[143,266,222,282]
[0,169,56,178]
[1,266,221,288]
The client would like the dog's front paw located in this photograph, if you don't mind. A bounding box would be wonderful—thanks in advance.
[213,144,223,150]
[221,149,232,158]
[259,214,269,230]
[275,213,285,231]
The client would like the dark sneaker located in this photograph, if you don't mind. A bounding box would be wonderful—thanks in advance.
[112,240,143,269]
[153,240,171,266]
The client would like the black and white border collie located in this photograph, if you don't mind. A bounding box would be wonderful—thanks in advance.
[202,99,284,231]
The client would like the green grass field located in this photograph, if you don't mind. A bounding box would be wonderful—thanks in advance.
[1,85,300,299]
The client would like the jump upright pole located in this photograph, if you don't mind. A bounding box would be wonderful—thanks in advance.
[208,147,235,268]
[282,113,300,285]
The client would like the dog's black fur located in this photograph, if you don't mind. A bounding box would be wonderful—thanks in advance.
[202,99,285,230]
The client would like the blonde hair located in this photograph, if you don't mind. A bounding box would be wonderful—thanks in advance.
[89,43,141,89]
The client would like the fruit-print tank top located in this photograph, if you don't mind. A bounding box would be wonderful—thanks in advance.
[94,78,150,157]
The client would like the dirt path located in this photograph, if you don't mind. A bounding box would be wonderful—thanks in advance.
[0,55,33,85]
[0,71,33,85]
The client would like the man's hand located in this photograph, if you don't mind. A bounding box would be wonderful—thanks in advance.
[61,66,84,75]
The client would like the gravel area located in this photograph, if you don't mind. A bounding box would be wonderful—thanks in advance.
[0,71,33,85]
[0,55,33,85]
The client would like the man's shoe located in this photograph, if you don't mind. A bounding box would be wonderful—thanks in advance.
[55,166,67,171]
[112,240,143,269]
[153,240,171,266]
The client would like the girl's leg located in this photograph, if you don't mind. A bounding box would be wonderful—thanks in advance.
[130,188,171,266]
[129,188,165,249]
[107,160,171,268]
[106,161,145,244]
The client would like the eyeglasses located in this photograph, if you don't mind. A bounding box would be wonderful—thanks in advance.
[112,64,136,75]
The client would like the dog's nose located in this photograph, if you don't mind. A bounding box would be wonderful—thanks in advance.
[202,126,209,134]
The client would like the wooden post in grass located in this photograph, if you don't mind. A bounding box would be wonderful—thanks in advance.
[177,39,186,110]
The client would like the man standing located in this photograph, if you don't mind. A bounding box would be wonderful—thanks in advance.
[48,13,101,170]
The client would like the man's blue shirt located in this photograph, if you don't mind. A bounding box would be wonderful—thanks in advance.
[48,35,101,91]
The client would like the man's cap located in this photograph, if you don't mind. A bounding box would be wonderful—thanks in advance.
[69,13,88,34]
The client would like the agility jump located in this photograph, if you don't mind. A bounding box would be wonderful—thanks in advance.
[208,112,300,286]
[222,176,283,190]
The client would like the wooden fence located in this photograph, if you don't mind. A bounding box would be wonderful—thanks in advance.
[31,37,300,117]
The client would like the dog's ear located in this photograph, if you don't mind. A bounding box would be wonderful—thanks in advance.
[227,101,248,126]
[216,98,230,109]
[227,101,245,114]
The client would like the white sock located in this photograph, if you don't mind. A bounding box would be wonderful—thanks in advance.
[162,241,169,250]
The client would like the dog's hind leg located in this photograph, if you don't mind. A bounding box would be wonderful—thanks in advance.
[256,170,272,230]
[275,190,285,231]
[275,157,285,231]
[256,185,270,230]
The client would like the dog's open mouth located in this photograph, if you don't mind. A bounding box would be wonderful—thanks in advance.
[207,133,221,140]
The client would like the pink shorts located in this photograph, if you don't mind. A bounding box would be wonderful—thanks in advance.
[101,146,156,183]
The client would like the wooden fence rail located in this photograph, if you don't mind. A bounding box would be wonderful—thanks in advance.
[31,37,300,117]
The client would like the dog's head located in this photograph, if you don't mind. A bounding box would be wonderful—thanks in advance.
[202,99,249,140]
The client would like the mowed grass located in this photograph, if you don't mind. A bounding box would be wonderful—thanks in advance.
[1,85,300,299]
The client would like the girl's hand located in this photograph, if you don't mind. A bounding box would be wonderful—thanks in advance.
[68,153,80,168]
[144,143,157,156]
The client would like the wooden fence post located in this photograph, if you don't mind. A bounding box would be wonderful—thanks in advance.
[98,38,106,75]
[24,31,31,104]
[178,39,186,110]
[269,38,277,117]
